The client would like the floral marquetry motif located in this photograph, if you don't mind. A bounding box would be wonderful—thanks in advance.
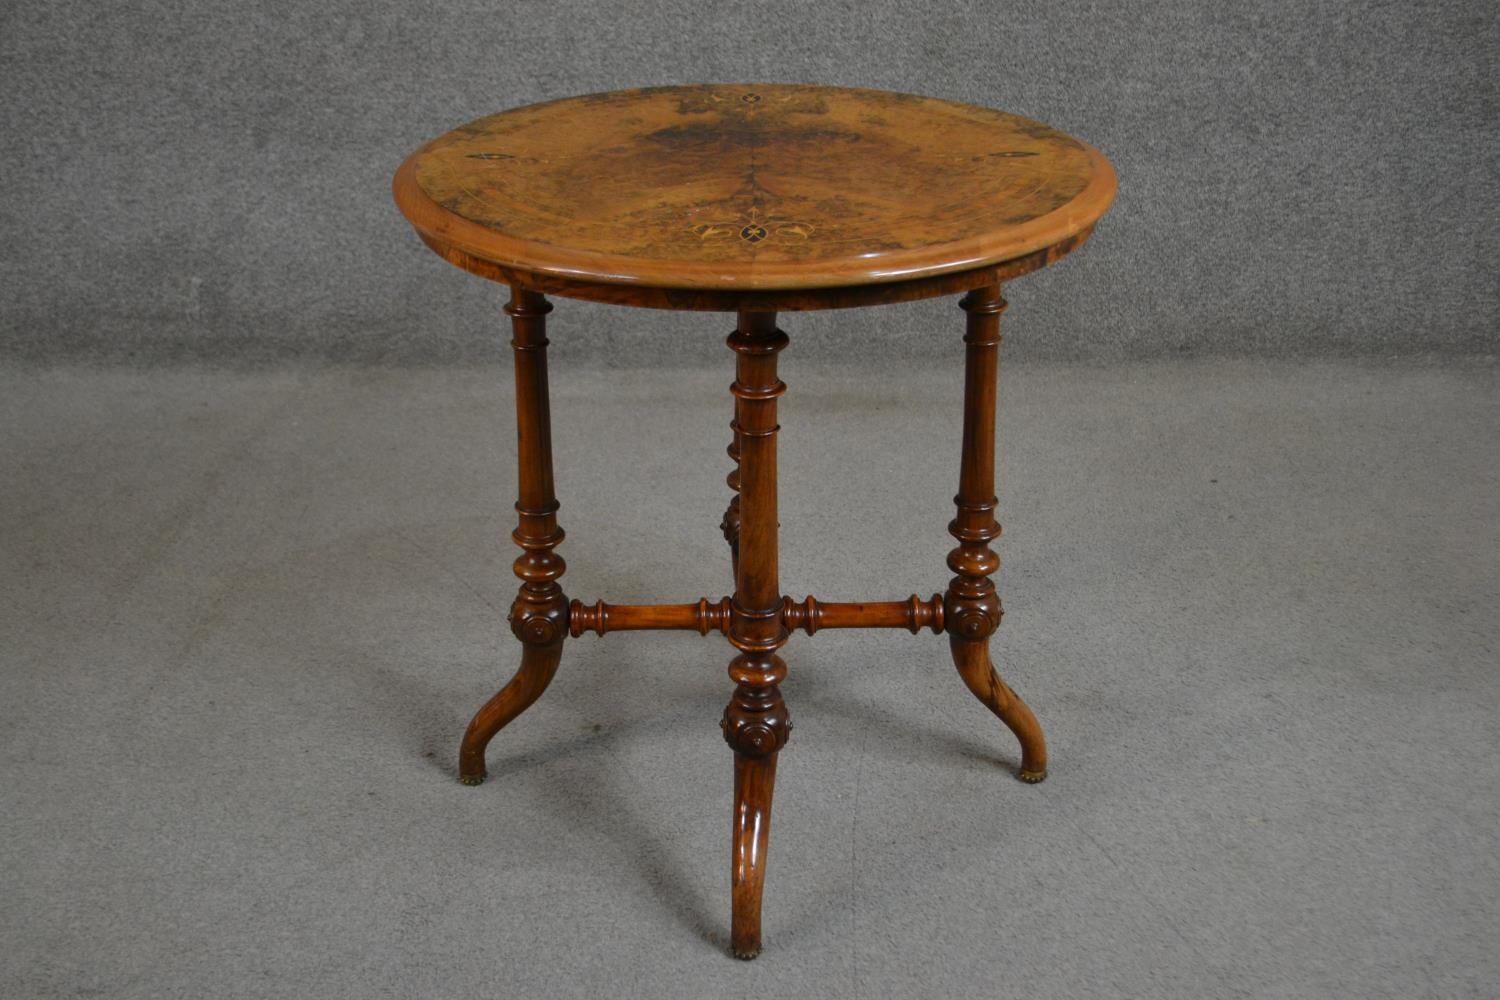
[394,84,1114,295]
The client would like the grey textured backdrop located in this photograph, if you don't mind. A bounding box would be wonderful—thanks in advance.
[5,5,1500,995]
[2,0,1495,366]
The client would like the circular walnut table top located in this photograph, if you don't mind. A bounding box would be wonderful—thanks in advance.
[393,84,1115,310]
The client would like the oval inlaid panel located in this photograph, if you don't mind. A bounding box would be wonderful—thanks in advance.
[394,84,1116,291]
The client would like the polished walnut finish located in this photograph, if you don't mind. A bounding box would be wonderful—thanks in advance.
[719,310,792,959]
[393,83,1115,959]
[949,286,1047,782]
[393,84,1113,304]
[457,288,569,786]
[566,593,945,638]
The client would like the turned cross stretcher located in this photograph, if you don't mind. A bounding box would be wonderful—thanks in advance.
[393,83,1115,959]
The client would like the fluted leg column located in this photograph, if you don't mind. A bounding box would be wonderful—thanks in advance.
[458,287,569,785]
[945,285,1047,783]
[720,310,791,959]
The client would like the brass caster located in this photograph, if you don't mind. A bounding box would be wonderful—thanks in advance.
[458,772,486,787]
[1018,768,1047,784]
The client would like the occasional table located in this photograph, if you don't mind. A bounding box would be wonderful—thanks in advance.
[393,84,1115,958]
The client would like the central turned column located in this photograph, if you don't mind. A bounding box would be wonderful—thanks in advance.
[720,309,791,960]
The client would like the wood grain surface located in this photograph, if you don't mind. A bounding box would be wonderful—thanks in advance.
[408,85,1110,959]
[393,84,1115,297]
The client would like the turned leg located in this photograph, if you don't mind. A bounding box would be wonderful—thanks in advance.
[720,421,742,578]
[458,644,562,783]
[944,285,1047,783]
[719,310,791,959]
[458,287,569,786]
